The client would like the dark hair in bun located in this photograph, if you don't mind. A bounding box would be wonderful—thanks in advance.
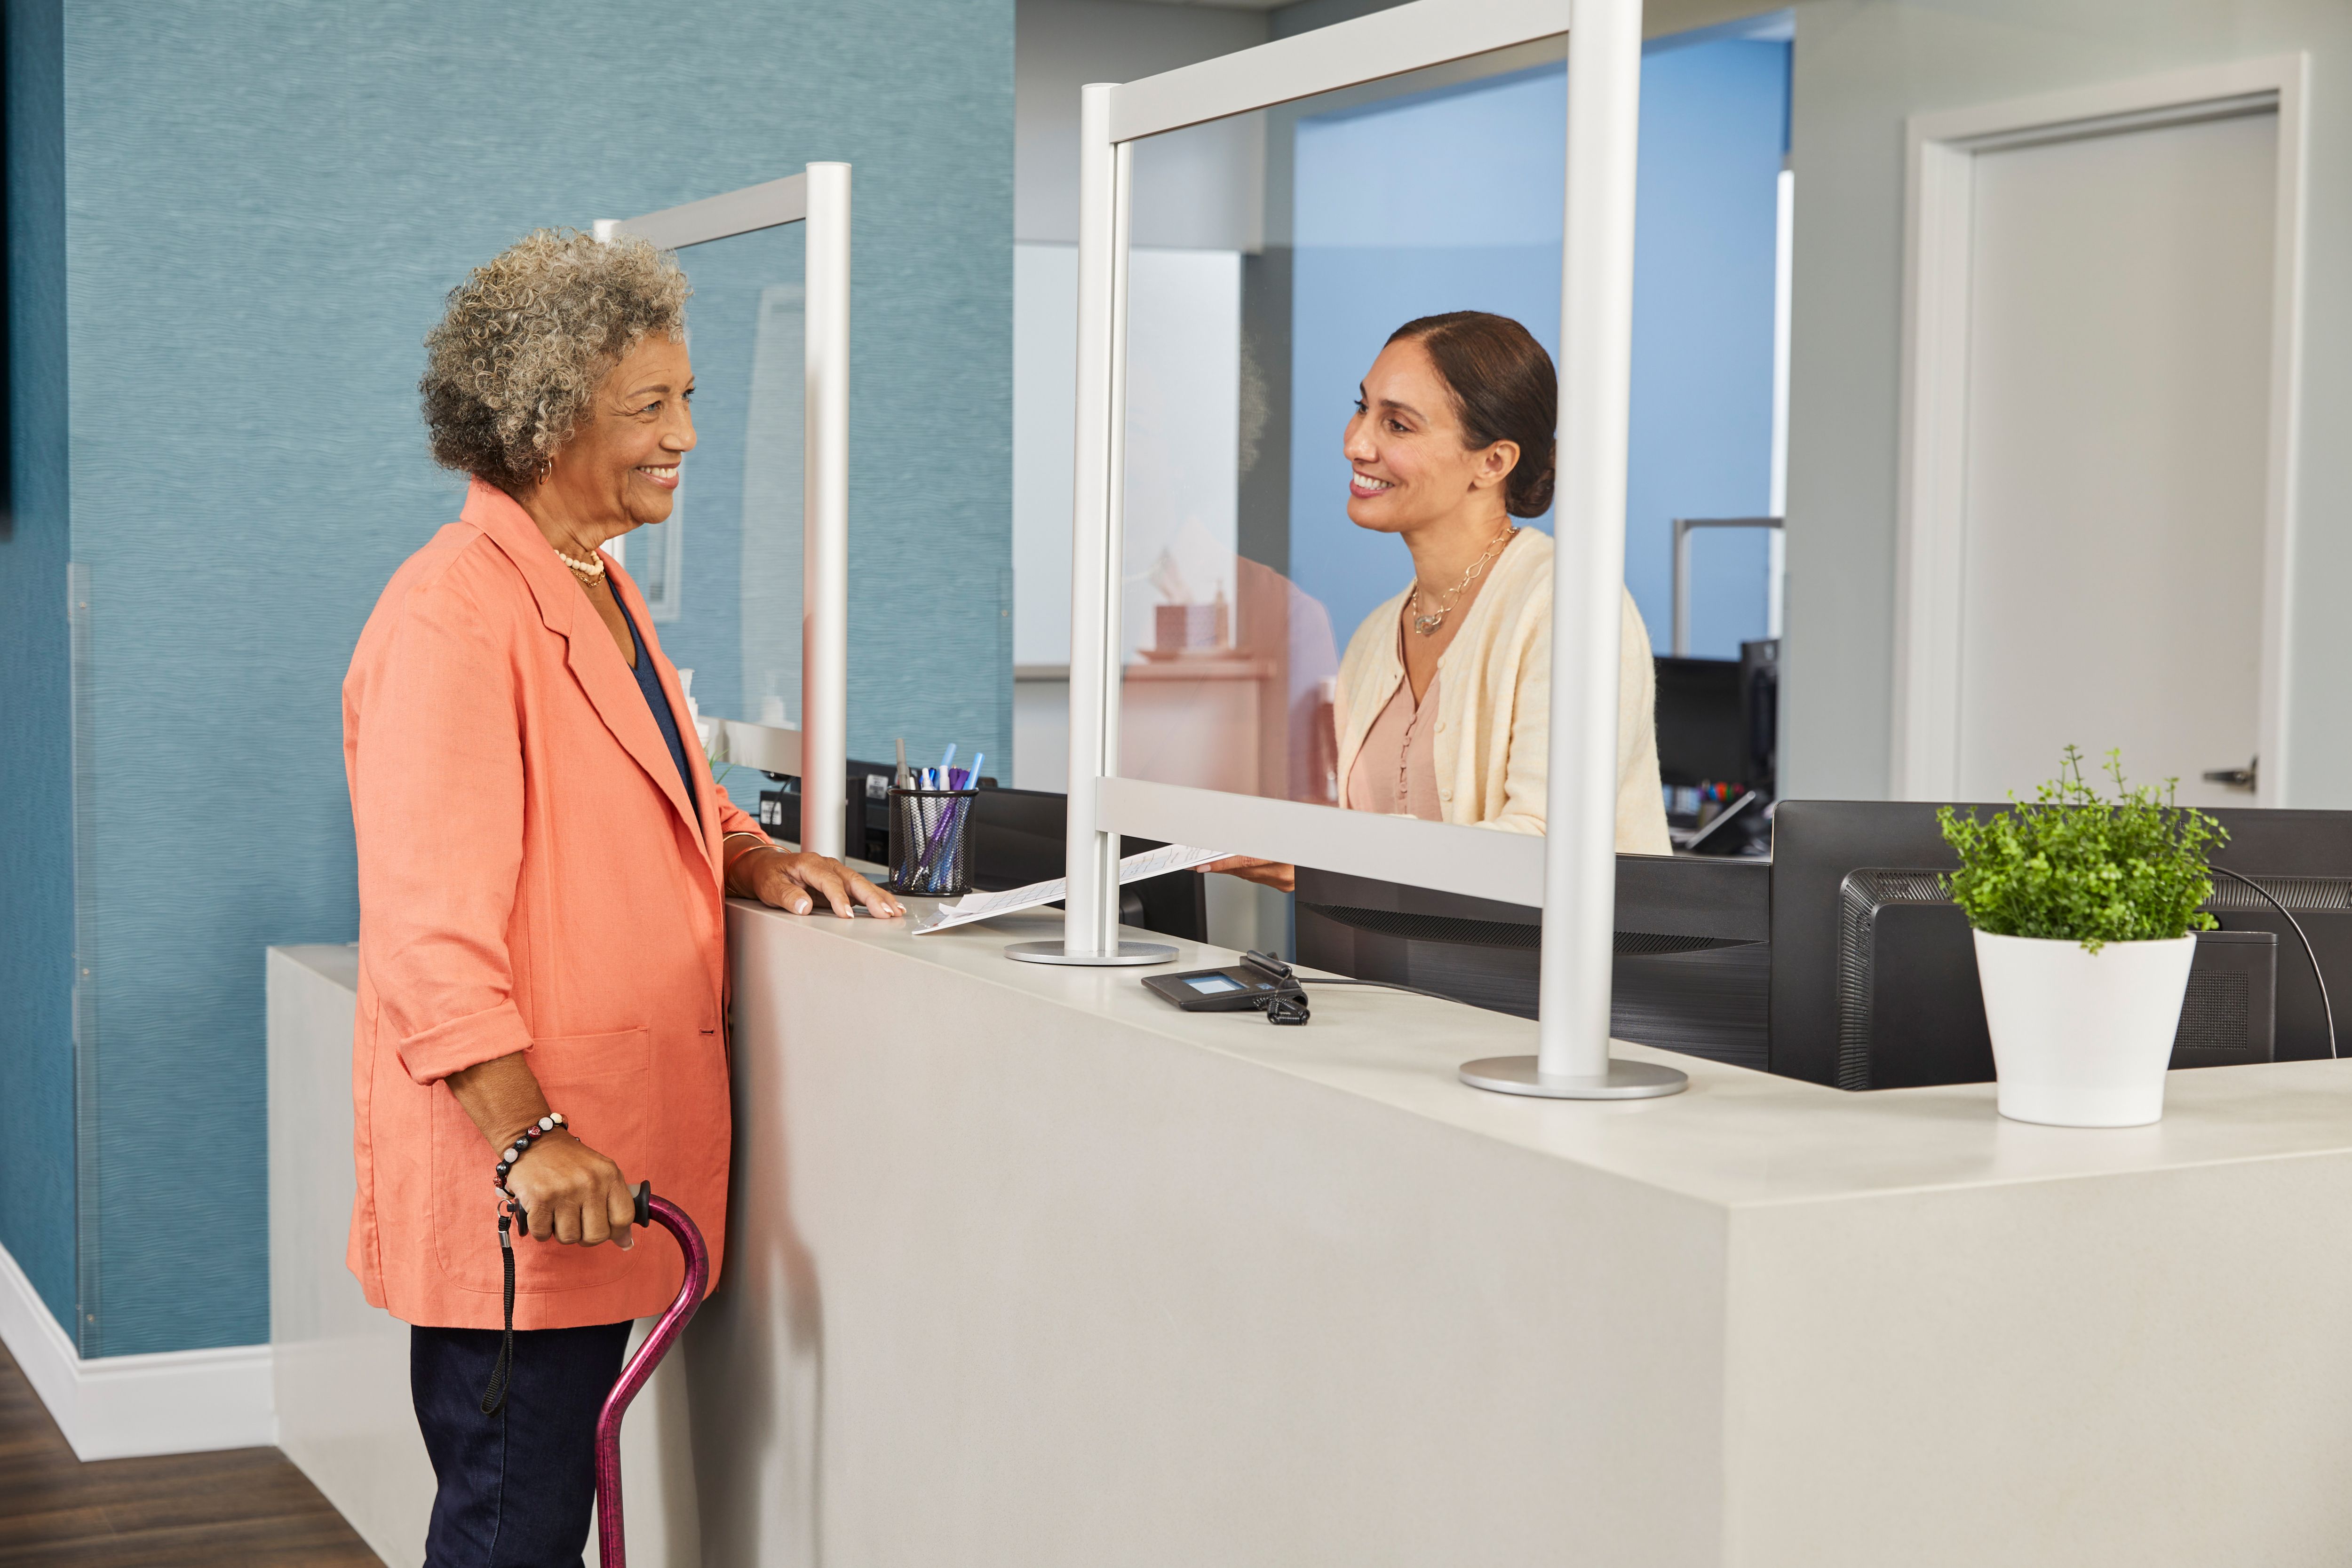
[1386,311,1556,518]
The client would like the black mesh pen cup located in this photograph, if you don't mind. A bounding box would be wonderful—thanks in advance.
[887,787,978,897]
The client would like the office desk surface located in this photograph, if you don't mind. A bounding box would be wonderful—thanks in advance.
[689,893,2352,1568]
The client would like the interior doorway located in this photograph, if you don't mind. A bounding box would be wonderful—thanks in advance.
[1892,59,2308,808]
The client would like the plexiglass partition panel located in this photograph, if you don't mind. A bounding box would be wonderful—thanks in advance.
[1114,39,1571,816]
[622,222,806,738]
[1046,0,1684,1097]
[602,165,850,856]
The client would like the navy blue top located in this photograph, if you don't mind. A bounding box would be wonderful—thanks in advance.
[612,590,699,825]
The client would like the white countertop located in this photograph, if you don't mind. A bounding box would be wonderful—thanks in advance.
[736,894,2352,1212]
[274,940,358,991]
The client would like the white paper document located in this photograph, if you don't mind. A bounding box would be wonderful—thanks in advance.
[910,844,1228,935]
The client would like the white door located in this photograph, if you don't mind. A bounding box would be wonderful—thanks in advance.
[1952,109,2277,807]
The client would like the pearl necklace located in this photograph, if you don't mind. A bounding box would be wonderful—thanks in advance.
[1408,524,1517,636]
[555,546,607,584]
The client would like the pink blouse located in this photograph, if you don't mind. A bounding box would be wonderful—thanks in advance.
[1345,665,1445,820]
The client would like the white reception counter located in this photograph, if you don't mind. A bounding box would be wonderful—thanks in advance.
[272,894,2352,1566]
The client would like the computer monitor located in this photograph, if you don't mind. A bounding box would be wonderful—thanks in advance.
[753,776,1206,942]
[965,785,1207,942]
[755,759,900,862]
[1295,798,2325,1087]
[1654,641,1778,856]
[1767,800,2320,1089]
[1652,657,1747,786]
[1294,855,1772,1070]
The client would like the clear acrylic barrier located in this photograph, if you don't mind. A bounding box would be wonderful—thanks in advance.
[622,222,807,740]
[599,164,848,856]
[1113,36,1569,819]
[1057,0,1677,1094]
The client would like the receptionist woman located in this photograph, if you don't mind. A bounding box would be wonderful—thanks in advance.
[1208,311,1671,892]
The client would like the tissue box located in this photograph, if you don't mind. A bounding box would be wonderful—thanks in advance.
[1154,602,1229,653]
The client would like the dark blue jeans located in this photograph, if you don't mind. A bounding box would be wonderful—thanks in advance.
[411,1321,633,1568]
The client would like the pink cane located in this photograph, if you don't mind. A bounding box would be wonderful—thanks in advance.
[593,1182,711,1567]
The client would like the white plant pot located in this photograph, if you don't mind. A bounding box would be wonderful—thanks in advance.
[1971,929,2196,1127]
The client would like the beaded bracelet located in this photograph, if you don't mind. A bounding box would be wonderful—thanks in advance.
[492,1112,567,1198]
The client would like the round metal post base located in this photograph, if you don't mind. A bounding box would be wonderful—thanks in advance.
[1458,1055,1690,1100]
[1004,939,1177,967]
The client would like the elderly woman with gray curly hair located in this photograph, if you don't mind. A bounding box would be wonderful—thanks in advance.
[342,229,898,1566]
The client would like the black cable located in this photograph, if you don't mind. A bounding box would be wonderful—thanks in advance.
[1296,977,1464,1006]
[1263,987,1311,1025]
[1234,950,1465,1023]
[2207,865,2336,1061]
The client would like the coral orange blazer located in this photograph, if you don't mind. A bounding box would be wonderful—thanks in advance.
[342,480,756,1329]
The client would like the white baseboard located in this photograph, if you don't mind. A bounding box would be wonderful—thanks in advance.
[0,1235,276,1461]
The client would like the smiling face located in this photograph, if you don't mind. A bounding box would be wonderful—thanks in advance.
[1343,336,1519,538]
[540,334,697,536]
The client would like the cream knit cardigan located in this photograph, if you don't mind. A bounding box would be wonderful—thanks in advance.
[1334,529,1673,853]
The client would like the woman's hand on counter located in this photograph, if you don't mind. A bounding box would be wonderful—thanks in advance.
[733,847,904,919]
[1202,856,1296,893]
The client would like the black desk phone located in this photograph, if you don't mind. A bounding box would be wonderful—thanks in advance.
[1144,950,1311,1024]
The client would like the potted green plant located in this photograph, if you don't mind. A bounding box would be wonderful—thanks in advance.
[1939,748,2225,1127]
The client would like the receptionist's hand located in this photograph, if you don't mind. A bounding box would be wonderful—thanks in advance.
[734,847,904,919]
[1202,856,1295,893]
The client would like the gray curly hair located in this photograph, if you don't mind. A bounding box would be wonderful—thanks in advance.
[421,228,691,491]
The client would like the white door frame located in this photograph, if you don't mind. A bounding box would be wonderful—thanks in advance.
[1890,55,2309,805]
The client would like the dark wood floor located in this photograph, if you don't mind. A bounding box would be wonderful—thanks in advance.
[0,1340,382,1566]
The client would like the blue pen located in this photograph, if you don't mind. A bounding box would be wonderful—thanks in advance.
[939,743,957,775]
[966,752,984,788]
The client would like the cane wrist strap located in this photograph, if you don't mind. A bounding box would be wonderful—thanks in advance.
[481,1112,568,1416]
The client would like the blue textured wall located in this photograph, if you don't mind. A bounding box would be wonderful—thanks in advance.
[38,0,1010,1355]
[1,0,79,1337]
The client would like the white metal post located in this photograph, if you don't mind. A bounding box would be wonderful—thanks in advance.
[1069,86,1120,954]
[1462,0,1685,1098]
[1673,520,1692,657]
[1670,516,1784,657]
[801,163,851,861]
[1768,162,1794,641]
[1009,86,1170,966]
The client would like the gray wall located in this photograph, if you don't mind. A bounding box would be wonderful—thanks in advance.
[1017,0,1270,246]
[3,0,1012,1356]
[1780,0,2352,802]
